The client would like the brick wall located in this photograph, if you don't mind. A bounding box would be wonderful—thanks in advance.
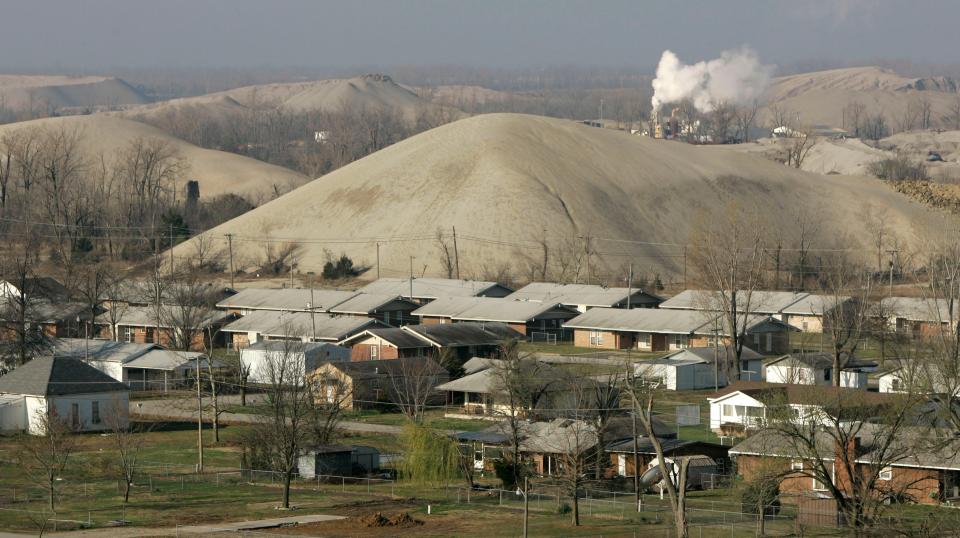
[350,344,400,361]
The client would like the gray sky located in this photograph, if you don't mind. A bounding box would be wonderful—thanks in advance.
[3,0,957,72]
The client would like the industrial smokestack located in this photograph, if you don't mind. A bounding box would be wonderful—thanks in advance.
[650,47,772,114]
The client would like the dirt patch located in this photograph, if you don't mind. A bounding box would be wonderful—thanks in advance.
[356,511,423,528]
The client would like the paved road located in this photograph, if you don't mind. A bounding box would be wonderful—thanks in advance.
[130,395,404,435]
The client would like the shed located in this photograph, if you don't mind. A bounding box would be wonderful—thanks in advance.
[298,444,381,478]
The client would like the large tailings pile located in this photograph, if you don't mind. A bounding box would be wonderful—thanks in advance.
[173,113,946,281]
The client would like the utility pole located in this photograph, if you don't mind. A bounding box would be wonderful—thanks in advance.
[626,263,633,309]
[226,234,235,289]
[452,226,460,280]
[376,242,380,280]
[599,98,604,127]
[631,403,641,512]
[196,363,204,473]
[887,249,898,296]
[713,322,720,390]
[169,223,175,274]
[309,287,317,341]
[409,256,415,299]
[682,246,687,289]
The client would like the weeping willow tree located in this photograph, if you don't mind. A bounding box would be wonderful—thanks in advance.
[399,424,462,485]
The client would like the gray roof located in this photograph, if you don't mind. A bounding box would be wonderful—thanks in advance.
[358,277,511,299]
[564,307,717,334]
[402,322,523,347]
[216,287,357,312]
[660,290,813,315]
[123,349,212,370]
[654,346,764,365]
[516,419,599,454]
[882,297,960,323]
[606,438,701,454]
[0,356,128,396]
[780,294,852,316]
[766,352,876,371]
[462,356,501,374]
[328,293,416,315]
[18,301,91,323]
[508,283,662,308]
[221,310,379,341]
[95,305,232,329]
[412,296,575,323]
[435,368,499,393]
[52,338,159,363]
[242,340,348,369]
[324,356,446,378]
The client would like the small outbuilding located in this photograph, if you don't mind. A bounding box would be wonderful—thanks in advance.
[298,444,381,478]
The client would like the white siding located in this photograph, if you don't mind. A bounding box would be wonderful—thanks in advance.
[85,360,125,383]
[0,394,26,432]
[46,392,129,434]
[709,392,765,429]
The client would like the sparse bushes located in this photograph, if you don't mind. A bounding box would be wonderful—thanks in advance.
[322,254,359,280]
[868,154,929,182]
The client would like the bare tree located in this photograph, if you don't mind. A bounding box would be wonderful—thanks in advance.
[946,95,960,131]
[767,103,794,131]
[818,255,873,386]
[843,101,867,137]
[244,339,316,509]
[735,100,760,143]
[435,228,456,279]
[388,357,443,423]
[547,376,598,527]
[160,271,218,351]
[784,128,816,169]
[104,400,144,503]
[688,203,767,380]
[621,372,689,538]
[0,254,52,367]
[709,100,736,143]
[15,409,80,511]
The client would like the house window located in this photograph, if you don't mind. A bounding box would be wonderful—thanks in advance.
[791,460,803,472]
[753,333,761,348]
[370,345,379,360]
[802,321,809,331]
[70,403,80,429]
[890,378,902,391]
[765,333,773,352]
[383,312,391,325]
[879,466,893,481]
[672,335,689,349]
[636,333,651,349]
[589,330,603,347]
[824,369,831,382]
[722,404,735,417]
[123,326,133,343]
[813,463,835,491]
[91,401,100,424]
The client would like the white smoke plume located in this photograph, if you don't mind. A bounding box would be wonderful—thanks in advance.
[650,47,772,113]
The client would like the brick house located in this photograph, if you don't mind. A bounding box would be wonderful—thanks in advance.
[730,426,960,505]
[358,277,514,305]
[564,308,794,354]
[660,290,851,334]
[411,297,578,339]
[307,356,448,411]
[216,288,419,326]
[338,328,434,361]
[219,310,383,350]
[507,282,663,313]
[94,305,234,351]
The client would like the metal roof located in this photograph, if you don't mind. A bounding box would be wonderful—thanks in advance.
[655,346,764,365]
[413,296,574,323]
[434,368,499,393]
[508,282,662,307]
[766,352,876,371]
[780,293,852,316]
[95,305,231,329]
[222,310,378,341]
[216,287,357,312]
[0,357,128,396]
[52,339,159,363]
[564,308,718,334]
[358,277,510,299]
[123,349,209,370]
[328,293,415,315]
[660,290,810,314]
[402,322,522,347]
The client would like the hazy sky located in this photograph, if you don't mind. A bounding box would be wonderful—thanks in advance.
[3,0,957,72]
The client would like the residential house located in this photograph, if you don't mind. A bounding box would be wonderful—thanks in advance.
[219,310,383,349]
[507,282,663,312]
[0,301,95,343]
[412,297,578,339]
[104,280,236,309]
[660,290,850,333]
[0,277,73,302]
[401,322,524,361]
[338,328,434,361]
[94,306,233,351]
[51,338,225,391]
[0,357,129,434]
[637,346,765,390]
[564,308,794,354]
[707,382,894,434]
[358,277,514,304]
[881,297,960,339]
[327,293,420,326]
[216,288,419,326]
[731,425,960,505]
[452,418,598,476]
[307,356,448,411]
[764,353,875,389]
[241,340,350,384]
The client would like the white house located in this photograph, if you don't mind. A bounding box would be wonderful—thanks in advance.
[636,347,764,390]
[0,357,129,435]
[240,340,350,384]
[707,382,893,433]
[764,353,874,389]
